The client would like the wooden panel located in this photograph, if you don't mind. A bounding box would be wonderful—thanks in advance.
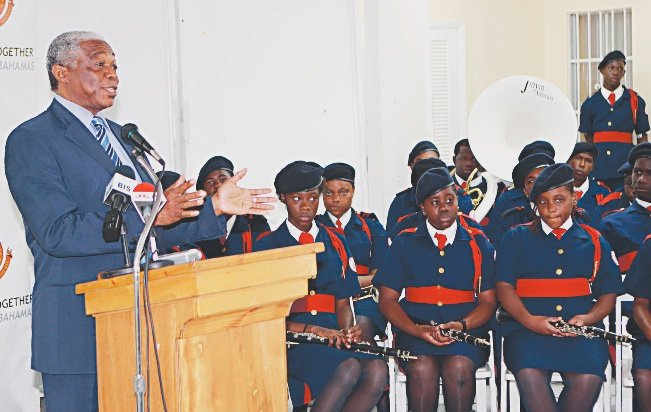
[178,318,288,412]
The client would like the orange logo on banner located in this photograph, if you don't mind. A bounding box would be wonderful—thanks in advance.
[0,242,12,279]
[0,0,14,27]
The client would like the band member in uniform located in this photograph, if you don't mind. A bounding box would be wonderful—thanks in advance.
[176,155,271,257]
[254,161,388,412]
[624,235,651,411]
[375,167,496,412]
[592,162,635,228]
[579,50,649,191]
[599,143,651,276]
[389,158,474,239]
[567,142,611,225]
[496,163,623,412]
[484,153,555,247]
[386,141,440,232]
[451,139,505,225]
[316,162,390,342]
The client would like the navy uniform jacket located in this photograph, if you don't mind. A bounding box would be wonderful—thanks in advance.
[4,99,226,374]
[496,221,623,376]
[598,201,651,274]
[484,188,532,247]
[624,235,651,369]
[172,214,270,258]
[592,190,630,228]
[315,209,389,273]
[386,186,474,234]
[577,179,611,227]
[374,219,494,366]
[579,88,650,180]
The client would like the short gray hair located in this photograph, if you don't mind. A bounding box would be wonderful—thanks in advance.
[46,31,105,90]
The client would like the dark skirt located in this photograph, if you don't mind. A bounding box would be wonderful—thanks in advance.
[633,340,651,370]
[354,298,387,337]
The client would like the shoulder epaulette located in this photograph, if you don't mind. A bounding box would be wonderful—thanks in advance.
[602,208,625,218]
[396,227,418,237]
[596,180,612,192]
[357,211,379,221]
[597,191,623,206]
[397,212,417,223]
[255,231,273,241]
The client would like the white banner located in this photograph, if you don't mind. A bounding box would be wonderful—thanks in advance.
[0,1,43,410]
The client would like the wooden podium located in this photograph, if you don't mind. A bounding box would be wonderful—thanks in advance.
[75,243,324,412]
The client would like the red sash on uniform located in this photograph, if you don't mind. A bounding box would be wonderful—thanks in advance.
[593,131,633,144]
[515,278,591,298]
[405,285,475,305]
[290,294,336,314]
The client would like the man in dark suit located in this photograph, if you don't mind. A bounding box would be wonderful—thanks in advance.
[4,31,273,411]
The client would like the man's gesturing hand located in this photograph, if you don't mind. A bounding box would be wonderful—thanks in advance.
[212,168,275,216]
[154,175,205,226]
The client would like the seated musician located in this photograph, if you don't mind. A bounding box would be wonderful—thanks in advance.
[567,142,611,226]
[496,163,623,412]
[253,161,388,412]
[315,162,390,342]
[375,167,496,412]
[624,235,651,410]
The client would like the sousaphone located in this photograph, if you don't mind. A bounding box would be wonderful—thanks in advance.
[465,76,578,221]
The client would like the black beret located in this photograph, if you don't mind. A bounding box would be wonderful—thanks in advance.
[628,142,651,166]
[617,161,633,176]
[156,170,181,191]
[518,140,556,161]
[598,50,626,71]
[512,153,555,189]
[408,140,439,165]
[416,167,455,204]
[411,158,448,187]
[529,163,574,203]
[274,161,324,194]
[569,142,598,160]
[323,162,355,184]
[196,156,234,191]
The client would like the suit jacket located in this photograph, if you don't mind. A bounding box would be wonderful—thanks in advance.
[4,99,226,374]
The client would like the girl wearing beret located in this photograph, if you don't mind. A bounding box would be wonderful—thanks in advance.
[375,167,496,412]
[496,163,623,412]
[254,161,388,412]
[624,235,651,410]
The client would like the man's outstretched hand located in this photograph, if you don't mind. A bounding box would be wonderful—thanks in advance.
[212,168,275,216]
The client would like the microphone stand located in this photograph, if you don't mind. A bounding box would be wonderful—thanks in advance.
[121,222,131,267]
[130,148,167,412]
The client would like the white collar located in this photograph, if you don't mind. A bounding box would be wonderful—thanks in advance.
[55,94,104,133]
[286,219,319,242]
[600,84,624,102]
[541,216,573,236]
[425,219,457,246]
[635,198,651,209]
[328,208,352,228]
[454,173,483,188]
[575,178,590,194]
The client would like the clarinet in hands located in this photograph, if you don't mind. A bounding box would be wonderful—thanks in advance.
[429,321,491,349]
[286,331,418,361]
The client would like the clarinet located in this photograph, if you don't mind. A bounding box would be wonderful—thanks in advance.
[496,306,635,344]
[286,331,417,361]
[352,285,379,303]
[428,321,491,349]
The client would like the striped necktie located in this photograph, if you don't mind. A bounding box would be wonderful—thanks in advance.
[91,116,121,166]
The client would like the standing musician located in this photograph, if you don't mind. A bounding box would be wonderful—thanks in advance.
[599,143,651,276]
[316,162,390,342]
[624,235,651,411]
[389,158,474,239]
[592,162,635,228]
[566,142,611,225]
[375,167,496,412]
[451,139,506,225]
[484,152,555,247]
[496,163,623,412]
[386,141,440,233]
[253,161,388,412]
[579,50,649,192]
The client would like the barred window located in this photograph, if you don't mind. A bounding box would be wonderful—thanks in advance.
[569,9,632,113]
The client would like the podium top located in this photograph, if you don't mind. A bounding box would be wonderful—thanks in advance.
[75,243,324,316]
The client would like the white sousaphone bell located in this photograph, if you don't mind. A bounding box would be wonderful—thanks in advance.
[464,76,578,222]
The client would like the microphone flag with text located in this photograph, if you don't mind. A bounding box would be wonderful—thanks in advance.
[102,165,136,242]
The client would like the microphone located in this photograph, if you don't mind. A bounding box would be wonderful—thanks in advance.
[120,123,165,166]
[132,182,156,222]
[102,166,136,242]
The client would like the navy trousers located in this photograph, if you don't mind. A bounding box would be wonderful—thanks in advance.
[42,373,98,412]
